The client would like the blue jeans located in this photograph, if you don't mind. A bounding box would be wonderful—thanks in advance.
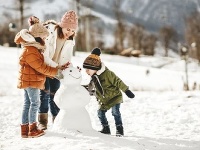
[38,77,60,117]
[22,87,40,124]
[97,103,123,126]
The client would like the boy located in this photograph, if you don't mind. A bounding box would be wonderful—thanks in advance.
[83,47,135,136]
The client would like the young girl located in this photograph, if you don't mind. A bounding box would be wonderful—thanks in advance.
[15,16,65,138]
[82,48,135,136]
[38,10,78,130]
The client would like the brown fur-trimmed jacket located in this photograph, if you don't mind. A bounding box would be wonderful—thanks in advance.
[14,29,58,89]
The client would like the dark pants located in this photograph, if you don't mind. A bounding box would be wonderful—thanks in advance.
[39,77,60,117]
[97,103,123,126]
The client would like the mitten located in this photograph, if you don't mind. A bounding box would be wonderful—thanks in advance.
[82,85,95,96]
[82,80,96,96]
[55,69,64,80]
[125,89,135,98]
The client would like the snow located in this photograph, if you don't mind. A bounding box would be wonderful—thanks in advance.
[0,46,200,150]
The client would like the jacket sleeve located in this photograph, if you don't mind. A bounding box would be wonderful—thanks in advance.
[58,40,75,66]
[43,48,58,67]
[25,48,58,77]
[14,32,23,44]
[43,25,58,67]
[107,71,129,92]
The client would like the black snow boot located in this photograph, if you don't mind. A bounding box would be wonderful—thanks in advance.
[116,125,124,136]
[99,125,111,135]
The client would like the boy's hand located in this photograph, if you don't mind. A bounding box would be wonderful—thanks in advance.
[125,90,135,98]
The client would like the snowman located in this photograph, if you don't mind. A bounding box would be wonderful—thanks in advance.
[52,65,93,134]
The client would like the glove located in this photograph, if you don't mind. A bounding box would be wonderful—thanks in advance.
[82,85,95,96]
[125,89,135,98]
[55,69,64,80]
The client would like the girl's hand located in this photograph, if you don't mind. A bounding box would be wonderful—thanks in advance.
[57,62,70,70]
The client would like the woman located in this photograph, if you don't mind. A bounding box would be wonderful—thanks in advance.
[38,10,78,130]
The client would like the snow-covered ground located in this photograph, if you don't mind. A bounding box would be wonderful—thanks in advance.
[0,46,200,150]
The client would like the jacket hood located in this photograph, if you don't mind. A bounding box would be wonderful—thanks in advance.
[14,29,46,52]
[14,29,35,44]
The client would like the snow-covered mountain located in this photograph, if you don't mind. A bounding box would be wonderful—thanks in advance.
[0,0,75,25]
[1,0,199,39]
[80,0,199,37]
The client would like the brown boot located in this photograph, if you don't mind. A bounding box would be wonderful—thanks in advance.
[38,113,48,130]
[21,124,29,138]
[52,116,56,123]
[28,122,45,138]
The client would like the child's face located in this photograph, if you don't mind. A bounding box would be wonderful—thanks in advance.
[41,35,48,40]
[85,69,97,76]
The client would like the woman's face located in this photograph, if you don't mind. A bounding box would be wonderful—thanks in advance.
[62,28,75,39]
[85,69,97,76]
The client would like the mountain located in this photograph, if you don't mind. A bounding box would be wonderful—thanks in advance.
[0,0,74,26]
[80,0,200,38]
[1,0,199,36]
[1,0,199,47]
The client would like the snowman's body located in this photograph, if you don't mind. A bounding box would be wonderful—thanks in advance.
[53,66,93,133]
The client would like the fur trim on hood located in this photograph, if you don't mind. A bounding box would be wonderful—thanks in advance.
[96,62,106,75]
[14,29,46,52]
[20,29,35,42]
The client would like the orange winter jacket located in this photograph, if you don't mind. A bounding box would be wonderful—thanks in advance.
[15,33,58,90]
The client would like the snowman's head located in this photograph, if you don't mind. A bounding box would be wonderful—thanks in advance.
[61,65,82,86]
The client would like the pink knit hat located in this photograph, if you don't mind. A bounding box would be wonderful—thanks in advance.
[59,10,78,30]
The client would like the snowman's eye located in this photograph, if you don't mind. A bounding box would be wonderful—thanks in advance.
[70,70,72,72]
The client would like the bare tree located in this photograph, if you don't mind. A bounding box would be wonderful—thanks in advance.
[159,26,176,57]
[185,12,200,63]
[76,31,86,51]
[19,0,24,28]
[0,0,25,46]
[17,0,34,28]
[0,24,16,47]
[75,0,99,52]
[129,23,144,50]
[142,34,157,56]
[75,0,83,51]
[113,0,126,54]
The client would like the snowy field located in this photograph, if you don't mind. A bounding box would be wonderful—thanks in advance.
[0,46,200,150]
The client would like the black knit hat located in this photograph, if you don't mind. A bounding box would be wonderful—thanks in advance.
[83,48,101,70]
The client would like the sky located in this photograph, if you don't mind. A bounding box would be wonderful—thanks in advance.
[0,46,200,150]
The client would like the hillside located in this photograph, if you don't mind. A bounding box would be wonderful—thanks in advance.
[80,0,199,38]
[1,0,199,37]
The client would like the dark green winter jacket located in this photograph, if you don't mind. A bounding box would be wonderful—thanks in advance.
[91,63,129,110]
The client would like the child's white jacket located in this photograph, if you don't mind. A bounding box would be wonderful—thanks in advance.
[43,24,75,67]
